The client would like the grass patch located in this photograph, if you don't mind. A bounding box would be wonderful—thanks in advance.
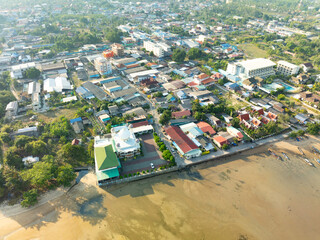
[238,43,269,58]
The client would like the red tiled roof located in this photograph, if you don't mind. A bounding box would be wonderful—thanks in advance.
[198,73,209,79]
[126,64,140,69]
[251,118,261,127]
[239,113,250,121]
[254,107,264,116]
[197,122,216,135]
[202,78,215,85]
[172,110,191,119]
[165,126,198,154]
[131,120,149,128]
[237,132,244,139]
[213,135,228,144]
[261,116,270,124]
[188,81,198,86]
[267,112,277,120]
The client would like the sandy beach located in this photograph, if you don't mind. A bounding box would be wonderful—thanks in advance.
[1,136,320,240]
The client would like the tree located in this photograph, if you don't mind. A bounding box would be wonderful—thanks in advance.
[306,122,320,135]
[57,164,76,187]
[5,147,24,169]
[159,110,172,126]
[194,111,205,121]
[23,161,54,189]
[0,132,11,144]
[23,67,40,79]
[25,140,47,156]
[277,94,286,100]
[172,48,186,63]
[222,144,229,150]
[58,143,89,166]
[218,79,225,86]
[187,48,203,60]
[21,189,38,207]
[231,118,240,128]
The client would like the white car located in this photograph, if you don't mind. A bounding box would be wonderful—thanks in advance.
[150,163,155,169]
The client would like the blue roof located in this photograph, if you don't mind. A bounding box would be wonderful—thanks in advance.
[76,86,88,94]
[70,117,82,124]
[189,127,203,137]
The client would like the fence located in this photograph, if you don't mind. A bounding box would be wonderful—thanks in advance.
[99,166,179,187]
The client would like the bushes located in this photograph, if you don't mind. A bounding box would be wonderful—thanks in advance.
[21,189,38,208]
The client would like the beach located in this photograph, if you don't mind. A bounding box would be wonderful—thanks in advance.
[0,136,320,240]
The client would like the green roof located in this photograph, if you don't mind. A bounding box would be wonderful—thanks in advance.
[96,168,119,181]
[95,144,120,171]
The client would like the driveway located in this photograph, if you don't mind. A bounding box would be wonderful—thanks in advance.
[120,133,168,175]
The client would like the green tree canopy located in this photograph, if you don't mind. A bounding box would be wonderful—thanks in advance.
[172,48,186,63]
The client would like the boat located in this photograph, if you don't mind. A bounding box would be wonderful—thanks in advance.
[303,158,313,166]
[298,147,305,155]
[314,158,320,166]
[282,152,289,160]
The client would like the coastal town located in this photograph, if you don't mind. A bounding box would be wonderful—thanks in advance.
[0,0,320,210]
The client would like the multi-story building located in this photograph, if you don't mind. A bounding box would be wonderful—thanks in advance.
[143,41,165,58]
[111,43,124,57]
[277,61,300,76]
[94,57,112,76]
[111,125,141,159]
[226,58,276,79]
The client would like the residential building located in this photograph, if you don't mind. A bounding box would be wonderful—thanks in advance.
[111,43,125,56]
[111,125,141,159]
[70,117,84,134]
[197,122,216,136]
[11,62,36,79]
[165,126,201,159]
[277,61,300,76]
[213,135,228,148]
[94,57,112,76]
[291,73,310,84]
[94,137,121,185]
[300,63,313,72]
[226,126,244,141]
[143,41,165,58]
[12,126,38,138]
[172,110,191,119]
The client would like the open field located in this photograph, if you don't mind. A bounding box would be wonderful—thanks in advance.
[238,43,269,58]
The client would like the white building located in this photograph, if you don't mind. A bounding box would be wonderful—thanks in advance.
[94,57,112,76]
[28,81,41,95]
[22,156,39,166]
[226,58,276,79]
[143,41,165,58]
[277,60,300,76]
[111,125,141,159]
[43,77,72,92]
[11,62,36,79]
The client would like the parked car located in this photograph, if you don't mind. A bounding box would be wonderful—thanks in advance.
[150,163,155,169]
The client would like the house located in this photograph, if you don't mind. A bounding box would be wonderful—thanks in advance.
[70,117,84,134]
[206,114,221,126]
[22,156,39,166]
[226,126,244,141]
[222,114,233,123]
[5,101,18,118]
[213,135,228,148]
[166,94,176,102]
[195,136,214,151]
[176,90,188,100]
[12,126,39,138]
[172,110,191,119]
[242,77,259,91]
[300,63,313,72]
[129,121,153,135]
[225,82,241,92]
[94,137,122,185]
[72,139,80,145]
[295,113,308,124]
[108,105,120,116]
[165,126,201,159]
[291,74,310,85]
[99,114,111,124]
[189,90,213,100]
[179,99,193,111]
[196,122,216,136]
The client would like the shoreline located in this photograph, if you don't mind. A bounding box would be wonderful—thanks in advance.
[0,135,320,240]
